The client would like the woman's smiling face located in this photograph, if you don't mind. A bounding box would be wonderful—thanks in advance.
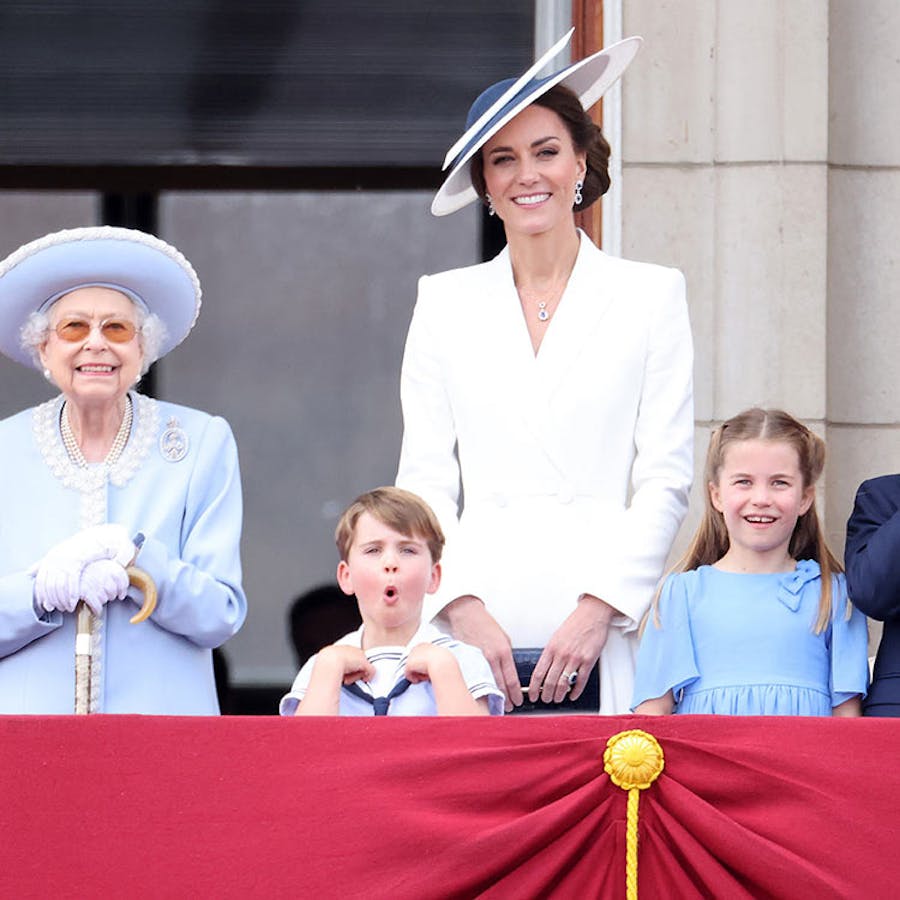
[481,103,586,237]
[39,287,143,410]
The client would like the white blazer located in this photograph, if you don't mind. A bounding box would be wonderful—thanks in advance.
[397,231,693,713]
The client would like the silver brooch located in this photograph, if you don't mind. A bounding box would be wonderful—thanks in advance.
[159,417,189,462]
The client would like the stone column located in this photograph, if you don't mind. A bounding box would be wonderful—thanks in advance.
[619,0,830,554]
[826,0,900,555]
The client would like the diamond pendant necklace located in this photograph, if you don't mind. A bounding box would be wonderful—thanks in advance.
[519,284,563,323]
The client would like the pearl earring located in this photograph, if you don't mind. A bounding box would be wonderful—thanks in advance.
[486,194,496,216]
[574,179,584,207]
[43,368,52,382]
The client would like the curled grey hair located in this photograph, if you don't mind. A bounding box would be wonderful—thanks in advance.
[19,302,168,376]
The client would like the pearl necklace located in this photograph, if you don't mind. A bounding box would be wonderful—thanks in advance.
[60,395,133,468]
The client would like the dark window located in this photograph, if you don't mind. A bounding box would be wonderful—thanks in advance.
[0,1,533,183]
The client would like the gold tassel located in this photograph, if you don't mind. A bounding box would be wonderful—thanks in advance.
[603,729,665,900]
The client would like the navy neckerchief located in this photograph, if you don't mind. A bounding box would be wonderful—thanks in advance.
[342,678,413,715]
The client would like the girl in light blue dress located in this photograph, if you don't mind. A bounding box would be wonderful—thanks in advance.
[632,408,868,716]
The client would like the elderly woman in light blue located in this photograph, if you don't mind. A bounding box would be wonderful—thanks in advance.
[0,227,247,714]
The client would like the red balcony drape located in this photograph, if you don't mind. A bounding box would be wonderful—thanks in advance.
[2,715,896,898]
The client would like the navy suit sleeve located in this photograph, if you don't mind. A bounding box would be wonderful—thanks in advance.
[845,476,900,620]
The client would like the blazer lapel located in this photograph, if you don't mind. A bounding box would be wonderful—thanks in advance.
[529,234,618,471]
[479,248,565,472]
[534,232,617,393]
[478,235,620,478]
[482,247,535,374]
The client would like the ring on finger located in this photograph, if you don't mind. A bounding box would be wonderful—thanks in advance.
[560,671,578,688]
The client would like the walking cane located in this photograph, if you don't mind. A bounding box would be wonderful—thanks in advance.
[74,563,157,715]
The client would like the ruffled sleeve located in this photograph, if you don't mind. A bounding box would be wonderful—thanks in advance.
[631,572,700,709]
[827,573,869,706]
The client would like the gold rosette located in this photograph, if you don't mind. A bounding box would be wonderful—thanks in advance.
[603,729,665,900]
[604,729,665,790]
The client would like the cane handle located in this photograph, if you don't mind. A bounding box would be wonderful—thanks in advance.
[126,566,157,624]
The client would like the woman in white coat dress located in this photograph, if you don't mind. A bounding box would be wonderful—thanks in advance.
[0,227,247,714]
[396,31,693,714]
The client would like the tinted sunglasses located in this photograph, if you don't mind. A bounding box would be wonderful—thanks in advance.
[54,317,137,344]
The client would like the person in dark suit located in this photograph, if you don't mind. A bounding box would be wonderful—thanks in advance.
[844,475,900,715]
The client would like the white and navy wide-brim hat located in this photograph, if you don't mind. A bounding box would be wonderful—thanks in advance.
[432,29,642,217]
[0,226,201,368]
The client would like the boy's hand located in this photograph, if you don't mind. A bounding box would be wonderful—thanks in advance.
[295,645,375,716]
[404,642,456,684]
[315,645,376,685]
[404,642,489,716]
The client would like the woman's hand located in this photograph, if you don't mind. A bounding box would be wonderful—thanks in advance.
[528,593,614,705]
[32,524,136,613]
[441,595,521,712]
[79,559,130,615]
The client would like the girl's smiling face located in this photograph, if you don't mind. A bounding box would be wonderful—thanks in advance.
[481,104,586,238]
[709,438,815,571]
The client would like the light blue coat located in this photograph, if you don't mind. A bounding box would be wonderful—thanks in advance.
[0,391,247,714]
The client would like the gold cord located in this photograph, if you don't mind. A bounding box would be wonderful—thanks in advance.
[603,729,665,900]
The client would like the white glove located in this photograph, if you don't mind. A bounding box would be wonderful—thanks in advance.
[78,559,130,615]
[33,524,135,614]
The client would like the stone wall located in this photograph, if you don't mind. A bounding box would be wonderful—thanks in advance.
[620,1,899,570]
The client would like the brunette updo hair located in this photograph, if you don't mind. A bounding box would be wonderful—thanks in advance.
[468,83,612,213]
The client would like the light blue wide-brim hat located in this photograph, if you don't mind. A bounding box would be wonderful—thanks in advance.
[432,29,642,217]
[0,225,201,368]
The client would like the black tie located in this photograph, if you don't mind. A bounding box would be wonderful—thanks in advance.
[342,678,413,715]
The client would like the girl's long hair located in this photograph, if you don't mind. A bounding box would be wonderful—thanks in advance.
[654,408,842,634]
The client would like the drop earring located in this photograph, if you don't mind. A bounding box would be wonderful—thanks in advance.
[486,194,496,216]
[574,179,584,207]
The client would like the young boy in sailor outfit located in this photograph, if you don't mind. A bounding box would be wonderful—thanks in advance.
[280,487,503,716]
